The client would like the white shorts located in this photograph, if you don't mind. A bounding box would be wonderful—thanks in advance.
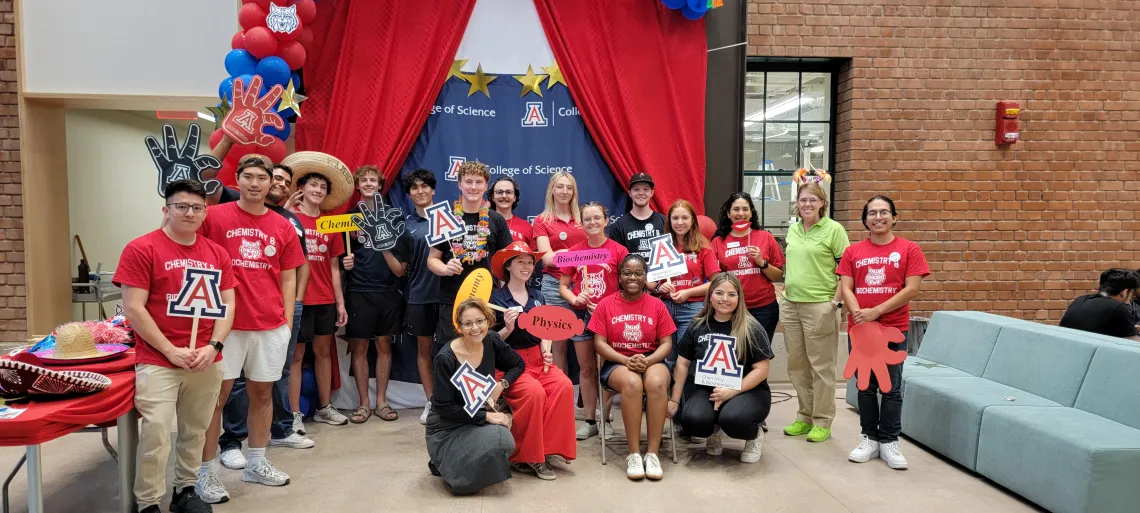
[220,325,290,382]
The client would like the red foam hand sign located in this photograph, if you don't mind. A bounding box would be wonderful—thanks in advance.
[222,75,285,147]
[843,321,907,393]
[518,305,584,341]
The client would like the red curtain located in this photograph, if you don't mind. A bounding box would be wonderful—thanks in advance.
[296,0,476,213]
[534,0,707,214]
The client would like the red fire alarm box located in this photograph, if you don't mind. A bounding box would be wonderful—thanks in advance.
[995,101,1019,145]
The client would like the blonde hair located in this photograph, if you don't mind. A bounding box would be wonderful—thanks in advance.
[453,297,496,334]
[354,165,384,188]
[457,161,490,183]
[665,199,708,252]
[796,182,829,218]
[537,171,581,224]
[690,274,765,362]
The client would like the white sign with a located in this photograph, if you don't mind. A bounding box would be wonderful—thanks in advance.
[694,334,743,390]
[646,234,687,282]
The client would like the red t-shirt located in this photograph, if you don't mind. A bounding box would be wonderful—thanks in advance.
[113,230,236,368]
[199,202,306,331]
[505,215,534,247]
[673,246,721,302]
[837,236,930,331]
[532,214,586,279]
[710,230,786,309]
[296,213,346,306]
[560,238,628,307]
[588,293,677,357]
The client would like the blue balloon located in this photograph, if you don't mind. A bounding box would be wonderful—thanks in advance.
[224,49,258,77]
[686,0,709,10]
[681,4,707,19]
[663,0,686,8]
[218,77,235,101]
[256,56,291,88]
[236,74,255,94]
[266,120,292,141]
[290,71,302,90]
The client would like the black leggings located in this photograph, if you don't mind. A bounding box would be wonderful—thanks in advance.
[677,382,772,440]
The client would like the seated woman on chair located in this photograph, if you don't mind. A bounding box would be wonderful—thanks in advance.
[589,254,676,481]
[425,298,524,495]
[667,273,773,463]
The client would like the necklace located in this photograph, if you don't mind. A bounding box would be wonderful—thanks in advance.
[453,200,490,263]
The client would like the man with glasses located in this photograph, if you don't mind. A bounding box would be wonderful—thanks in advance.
[196,157,306,503]
[114,180,236,513]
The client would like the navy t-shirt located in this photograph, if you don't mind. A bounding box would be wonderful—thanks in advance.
[219,186,306,255]
[343,202,411,294]
[490,286,545,349]
[432,210,513,304]
[606,211,666,260]
[405,212,441,305]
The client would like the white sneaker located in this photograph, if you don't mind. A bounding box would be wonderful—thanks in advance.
[269,432,315,449]
[292,412,305,435]
[879,441,908,470]
[644,453,663,480]
[242,458,291,486]
[848,435,880,463]
[314,404,348,426]
[576,421,599,440]
[419,401,431,425]
[219,448,246,470]
[705,431,723,456]
[625,453,645,480]
[741,431,764,463]
[196,469,229,504]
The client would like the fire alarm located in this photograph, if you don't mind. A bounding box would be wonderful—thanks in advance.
[995,101,1019,145]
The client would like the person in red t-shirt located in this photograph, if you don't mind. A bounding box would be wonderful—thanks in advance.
[588,254,677,481]
[709,192,786,341]
[489,177,534,247]
[558,202,628,436]
[656,199,721,343]
[114,180,235,513]
[196,158,306,499]
[837,195,930,471]
[291,172,348,428]
[531,172,586,386]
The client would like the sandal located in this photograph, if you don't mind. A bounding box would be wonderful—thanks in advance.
[373,404,398,421]
[349,406,370,424]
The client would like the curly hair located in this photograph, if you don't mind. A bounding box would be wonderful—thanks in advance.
[457,161,490,183]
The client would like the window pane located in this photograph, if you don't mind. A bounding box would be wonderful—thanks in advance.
[801,72,831,122]
[761,175,793,238]
[743,72,765,130]
[764,72,801,122]
[800,123,830,172]
[764,122,798,171]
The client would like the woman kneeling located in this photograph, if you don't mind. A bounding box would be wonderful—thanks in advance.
[589,254,676,481]
[669,274,773,463]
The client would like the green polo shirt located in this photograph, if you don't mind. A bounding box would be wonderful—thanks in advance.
[782,216,850,303]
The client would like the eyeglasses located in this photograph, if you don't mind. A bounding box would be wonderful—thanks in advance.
[493,190,514,196]
[167,202,206,214]
[620,270,646,278]
[866,210,893,218]
[460,318,488,330]
[797,198,821,205]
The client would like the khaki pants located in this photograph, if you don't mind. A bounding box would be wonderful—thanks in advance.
[134,363,223,509]
[780,300,841,429]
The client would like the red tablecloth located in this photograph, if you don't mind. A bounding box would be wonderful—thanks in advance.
[0,351,136,446]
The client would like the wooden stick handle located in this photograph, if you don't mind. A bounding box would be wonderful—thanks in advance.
[189,314,200,350]
[345,232,352,258]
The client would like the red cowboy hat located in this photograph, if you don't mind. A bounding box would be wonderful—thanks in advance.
[490,241,546,282]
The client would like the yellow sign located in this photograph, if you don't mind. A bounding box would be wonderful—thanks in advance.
[316,214,359,234]
[452,268,494,320]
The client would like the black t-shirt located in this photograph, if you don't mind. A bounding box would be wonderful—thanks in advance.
[432,209,513,303]
[676,317,774,390]
[219,186,306,255]
[490,286,545,349]
[606,211,666,260]
[343,203,412,294]
[1059,294,1138,338]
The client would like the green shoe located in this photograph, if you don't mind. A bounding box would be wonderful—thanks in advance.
[806,426,832,443]
[783,420,813,436]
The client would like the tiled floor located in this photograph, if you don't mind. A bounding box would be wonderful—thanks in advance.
[0,385,1044,512]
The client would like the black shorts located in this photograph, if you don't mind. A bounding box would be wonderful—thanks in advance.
[299,303,337,344]
[435,301,458,343]
[406,303,439,338]
[345,291,405,340]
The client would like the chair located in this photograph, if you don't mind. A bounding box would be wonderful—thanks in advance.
[599,372,677,465]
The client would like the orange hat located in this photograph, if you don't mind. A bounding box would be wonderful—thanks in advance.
[490,241,546,282]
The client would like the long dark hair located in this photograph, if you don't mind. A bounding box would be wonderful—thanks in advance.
[714,192,762,239]
[861,195,898,229]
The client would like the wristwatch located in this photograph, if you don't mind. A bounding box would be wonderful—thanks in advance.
[833,301,843,310]
[210,340,224,352]
[759,259,770,270]
[499,379,510,390]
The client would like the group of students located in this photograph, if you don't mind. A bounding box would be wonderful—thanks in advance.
[114,129,929,510]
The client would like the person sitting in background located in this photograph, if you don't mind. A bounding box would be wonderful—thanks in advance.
[1059,268,1140,341]
[668,274,772,464]
[425,298,524,495]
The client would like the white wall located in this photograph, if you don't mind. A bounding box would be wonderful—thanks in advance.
[23,0,237,96]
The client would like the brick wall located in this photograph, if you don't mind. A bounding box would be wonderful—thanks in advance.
[748,0,1140,322]
[0,0,21,342]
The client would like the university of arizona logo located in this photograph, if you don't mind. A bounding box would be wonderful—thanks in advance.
[521,102,548,127]
[445,156,466,182]
[167,268,228,319]
[738,255,750,269]
[622,322,642,343]
[424,201,465,246]
[266,4,300,34]
[239,239,262,260]
[694,334,743,389]
[449,361,497,417]
[305,237,317,255]
[865,267,886,286]
[583,269,605,299]
[231,111,257,133]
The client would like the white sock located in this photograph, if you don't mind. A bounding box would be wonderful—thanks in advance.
[247,447,266,466]
[200,459,216,475]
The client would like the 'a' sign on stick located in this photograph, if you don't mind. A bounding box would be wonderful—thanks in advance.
[646,234,687,282]
[694,334,743,391]
[424,201,465,246]
[449,361,497,417]
[167,267,228,350]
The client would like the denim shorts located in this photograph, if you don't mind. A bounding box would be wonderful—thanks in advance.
[571,308,593,342]
[541,273,569,308]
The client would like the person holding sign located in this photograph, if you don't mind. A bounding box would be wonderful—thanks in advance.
[532,171,586,380]
[114,180,237,513]
[426,298,525,495]
[489,242,576,481]
[656,200,721,342]
[837,196,929,470]
[589,254,676,481]
[710,192,785,341]
[668,274,773,464]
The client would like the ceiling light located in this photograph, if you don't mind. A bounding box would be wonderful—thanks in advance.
[809,145,824,153]
[742,95,811,127]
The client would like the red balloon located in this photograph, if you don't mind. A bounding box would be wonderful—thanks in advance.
[263,139,287,163]
[238,3,268,30]
[273,18,301,41]
[244,27,279,59]
[293,0,317,23]
[209,129,225,150]
[231,30,246,50]
[218,158,239,188]
[296,26,314,50]
[697,215,717,240]
[277,40,307,70]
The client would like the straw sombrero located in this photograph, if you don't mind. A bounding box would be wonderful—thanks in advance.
[281,151,354,212]
[31,323,129,365]
[0,352,112,399]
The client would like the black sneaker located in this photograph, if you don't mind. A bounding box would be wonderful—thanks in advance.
[170,486,212,513]
[140,506,161,513]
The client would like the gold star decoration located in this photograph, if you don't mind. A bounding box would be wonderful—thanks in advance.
[447,59,470,83]
[278,79,307,118]
[205,97,232,131]
[542,61,566,89]
[463,64,497,97]
[514,65,549,98]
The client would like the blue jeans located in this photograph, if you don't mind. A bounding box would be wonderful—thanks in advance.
[748,301,780,343]
[665,300,704,366]
[220,301,303,450]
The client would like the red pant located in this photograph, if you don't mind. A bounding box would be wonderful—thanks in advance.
[497,345,577,464]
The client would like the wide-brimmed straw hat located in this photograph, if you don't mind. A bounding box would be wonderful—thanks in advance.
[31,323,129,365]
[490,241,546,282]
[281,151,355,212]
[0,352,112,399]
